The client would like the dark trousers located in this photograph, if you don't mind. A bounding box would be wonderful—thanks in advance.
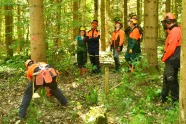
[77,51,87,68]
[113,49,120,70]
[161,62,179,102]
[88,48,100,73]
[19,78,68,118]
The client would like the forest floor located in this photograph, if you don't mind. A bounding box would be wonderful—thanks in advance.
[0,52,179,124]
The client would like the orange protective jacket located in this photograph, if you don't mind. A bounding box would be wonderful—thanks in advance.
[86,29,100,49]
[162,25,181,62]
[27,62,58,85]
[111,29,124,48]
[27,62,47,80]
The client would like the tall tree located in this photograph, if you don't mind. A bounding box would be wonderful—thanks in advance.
[0,0,3,43]
[17,1,22,54]
[166,0,170,12]
[105,0,110,48]
[179,1,186,123]
[29,0,46,62]
[175,0,178,18]
[94,0,98,20]
[143,0,158,72]
[73,0,79,40]
[101,0,106,51]
[124,0,128,29]
[4,2,13,56]
[53,0,62,48]
[137,0,141,24]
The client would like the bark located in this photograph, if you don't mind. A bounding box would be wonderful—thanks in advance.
[179,1,186,123]
[94,0,98,20]
[137,0,141,24]
[101,0,106,51]
[0,1,3,43]
[73,0,79,40]
[175,0,178,18]
[143,0,158,72]
[29,0,46,62]
[53,0,62,48]
[5,4,13,56]
[17,2,22,54]
[166,0,170,13]
[124,0,128,29]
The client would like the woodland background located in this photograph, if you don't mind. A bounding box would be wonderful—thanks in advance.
[1,0,186,123]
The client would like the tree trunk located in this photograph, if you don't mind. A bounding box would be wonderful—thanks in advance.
[179,1,186,123]
[137,0,141,24]
[175,0,178,18]
[5,4,13,56]
[101,0,106,51]
[94,0,98,20]
[0,0,3,44]
[143,0,158,72]
[105,0,110,48]
[53,0,62,48]
[124,0,128,29]
[73,0,79,40]
[17,2,22,54]
[166,0,170,13]
[29,0,46,62]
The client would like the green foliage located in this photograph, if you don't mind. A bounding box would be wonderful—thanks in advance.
[85,87,98,105]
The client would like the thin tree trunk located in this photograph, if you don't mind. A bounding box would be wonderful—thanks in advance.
[53,0,62,48]
[29,0,46,62]
[166,0,170,13]
[175,0,178,18]
[94,0,98,20]
[73,1,79,40]
[105,0,110,48]
[101,0,106,51]
[5,4,13,56]
[179,1,186,123]
[143,0,158,72]
[0,0,3,44]
[124,0,128,29]
[17,2,22,54]
[137,0,141,24]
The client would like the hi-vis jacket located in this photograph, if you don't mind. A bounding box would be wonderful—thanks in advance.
[111,29,124,48]
[127,27,141,53]
[162,25,181,62]
[86,29,100,49]
[27,62,58,85]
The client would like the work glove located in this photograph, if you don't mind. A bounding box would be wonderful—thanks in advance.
[117,47,121,52]
[129,49,133,53]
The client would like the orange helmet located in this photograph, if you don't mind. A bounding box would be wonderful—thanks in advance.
[25,59,34,68]
[164,12,176,20]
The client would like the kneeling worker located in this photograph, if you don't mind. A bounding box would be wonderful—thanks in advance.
[19,59,68,119]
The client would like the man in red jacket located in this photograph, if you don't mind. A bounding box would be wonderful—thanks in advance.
[161,12,181,104]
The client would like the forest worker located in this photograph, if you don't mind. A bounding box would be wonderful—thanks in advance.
[19,60,68,119]
[110,20,124,71]
[86,20,101,73]
[161,12,181,104]
[125,18,141,73]
[76,27,88,75]
[125,14,143,54]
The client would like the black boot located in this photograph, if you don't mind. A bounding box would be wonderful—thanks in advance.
[114,57,120,71]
